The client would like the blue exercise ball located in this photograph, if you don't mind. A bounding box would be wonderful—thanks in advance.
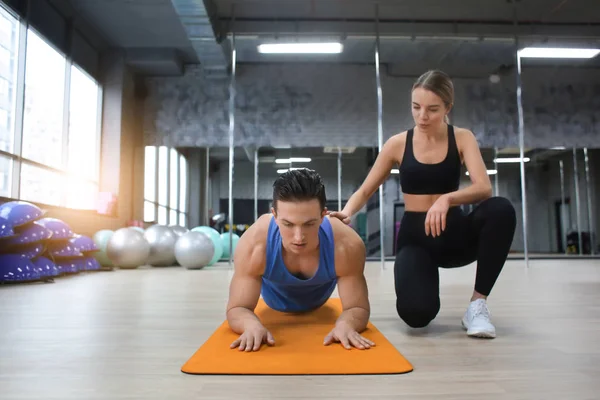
[220,232,240,259]
[0,201,43,227]
[4,221,53,247]
[32,256,59,278]
[0,254,41,282]
[0,216,15,239]
[36,218,73,240]
[191,226,223,265]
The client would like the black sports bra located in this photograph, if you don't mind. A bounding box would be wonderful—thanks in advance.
[398,125,461,195]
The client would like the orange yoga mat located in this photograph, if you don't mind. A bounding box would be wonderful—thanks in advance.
[181,298,413,375]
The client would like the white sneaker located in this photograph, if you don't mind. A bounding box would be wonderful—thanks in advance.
[461,298,496,339]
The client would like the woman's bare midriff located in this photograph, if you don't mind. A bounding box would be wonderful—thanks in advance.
[403,193,445,212]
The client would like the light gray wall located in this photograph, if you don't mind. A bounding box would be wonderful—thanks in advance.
[144,64,600,149]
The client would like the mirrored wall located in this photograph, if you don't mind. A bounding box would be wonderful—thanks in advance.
[184,143,598,261]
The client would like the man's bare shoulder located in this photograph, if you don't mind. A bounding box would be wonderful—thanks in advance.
[234,213,272,276]
[328,216,366,276]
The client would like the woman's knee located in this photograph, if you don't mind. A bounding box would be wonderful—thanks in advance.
[396,300,440,328]
[477,196,517,226]
[394,245,440,328]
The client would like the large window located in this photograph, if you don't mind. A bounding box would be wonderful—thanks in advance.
[144,146,188,227]
[21,29,65,170]
[0,4,19,198]
[0,1,102,210]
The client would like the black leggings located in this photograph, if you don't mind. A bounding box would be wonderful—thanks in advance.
[394,196,517,328]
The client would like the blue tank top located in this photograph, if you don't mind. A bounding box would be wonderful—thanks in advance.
[261,216,337,313]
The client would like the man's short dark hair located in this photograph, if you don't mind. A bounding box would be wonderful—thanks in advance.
[272,168,326,210]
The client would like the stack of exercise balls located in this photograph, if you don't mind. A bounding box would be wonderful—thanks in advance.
[0,201,101,284]
[0,200,244,282]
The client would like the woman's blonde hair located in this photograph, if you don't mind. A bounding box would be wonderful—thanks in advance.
[412,70,454,123]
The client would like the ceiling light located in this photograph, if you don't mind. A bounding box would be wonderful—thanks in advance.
[275,157,311,163]
[277,167,306,174]
[494,157,530,163]
[466,169,498,176]
[518,47,600,59]
[258,43,343,54]
[391,168,399,174]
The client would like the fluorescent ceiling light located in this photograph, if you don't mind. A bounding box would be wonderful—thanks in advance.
[275,157,311,163]
[466,169,498,176]
[391,168,399,174]
[277,167,306,174]
[494,157,530,163]
[518,47,600,59]
[258,43,343,54]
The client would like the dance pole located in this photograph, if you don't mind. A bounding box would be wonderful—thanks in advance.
[512,0,528,267]
[374,4,385,270]
[228,8,236,266]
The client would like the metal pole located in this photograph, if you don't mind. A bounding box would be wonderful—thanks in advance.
[584,148,594,255]
[254,148,258,221]
[337,148,342,212]
[573,148,583,255]
[515,48,528,266]
[205,147,210,225]
[228,17,237,266]
[559,160,567,254]
[375,4,385,269]
[494,147,499,196]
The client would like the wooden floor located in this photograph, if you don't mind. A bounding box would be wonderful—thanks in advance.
[1,259,600,399]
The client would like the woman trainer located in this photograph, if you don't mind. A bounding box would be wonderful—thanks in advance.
[329,70,516,339]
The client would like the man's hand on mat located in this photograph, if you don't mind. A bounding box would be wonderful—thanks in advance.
[323,322,375,350]
[230,322,275,351]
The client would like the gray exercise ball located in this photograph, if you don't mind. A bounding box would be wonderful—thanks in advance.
[143,224,177,266]
[174,231,214,269]
[106,227,150,269]
[169,225,189,237]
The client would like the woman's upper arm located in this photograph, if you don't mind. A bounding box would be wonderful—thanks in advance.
[459,129,491,187]
[358,133,405,198]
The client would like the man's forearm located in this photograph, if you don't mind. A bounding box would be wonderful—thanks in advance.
[335,307,370,332]
[226,307,262,334]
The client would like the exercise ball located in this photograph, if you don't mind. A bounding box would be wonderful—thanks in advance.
[220,232,240,259]
[106,227,150,269]
[4,221,53,246]
[32,256,59,278]
[93,229,114,267]
[169,225,188,237]
[143,225,177,266]
[46,241,83,259]
[17,242,45,259]
[174,231,214,269]
[0,201,43,227]
[129,226,144,234]
[69,234,99,253]
[82,257,101,271]
[0,216,15,238]
[191,226,223,265]
[0,254,41,282]
[36,218,73,240]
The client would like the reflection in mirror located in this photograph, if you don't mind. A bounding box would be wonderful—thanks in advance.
[516,147,598,257]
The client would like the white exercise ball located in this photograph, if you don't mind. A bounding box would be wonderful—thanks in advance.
[169,225,189,237]
[174,231,214,269]
[144,225,177,266]
[106,227,150,269]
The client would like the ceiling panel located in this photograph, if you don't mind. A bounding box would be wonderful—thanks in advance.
[214,0,600,24]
